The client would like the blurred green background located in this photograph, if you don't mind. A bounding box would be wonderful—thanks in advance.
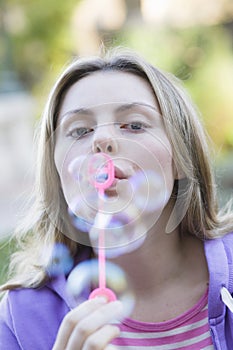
[0,0,233,286]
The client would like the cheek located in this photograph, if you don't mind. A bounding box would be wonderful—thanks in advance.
[54,142,80,203]
[54,140,96,208]
[127,136,175,194]
[158,150,175,194]
[127,135,174,171]
[153,142,175,190]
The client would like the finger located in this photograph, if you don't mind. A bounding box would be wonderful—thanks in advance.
[52,297,107,350]
[66,301,123,350]
[82,325,120,350]
[105,346,118,350]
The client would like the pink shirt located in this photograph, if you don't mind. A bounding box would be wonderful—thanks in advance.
[112,289,214,349]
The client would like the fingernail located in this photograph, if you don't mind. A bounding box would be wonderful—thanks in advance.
[95,296,108,303]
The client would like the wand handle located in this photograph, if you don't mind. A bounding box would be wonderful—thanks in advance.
[88,154,117,302]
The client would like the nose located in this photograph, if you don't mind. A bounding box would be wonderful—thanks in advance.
[92,127,118,154]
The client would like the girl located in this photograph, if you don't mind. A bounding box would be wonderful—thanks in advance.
[0,49,233,350]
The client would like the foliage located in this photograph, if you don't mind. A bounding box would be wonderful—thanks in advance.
[2,0,79,95]
[115,23,233,154]
[0,238,16,287]
[2,1,233,150]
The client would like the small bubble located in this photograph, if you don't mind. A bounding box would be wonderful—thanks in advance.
[46,243,74,277]
[66,259,135,316]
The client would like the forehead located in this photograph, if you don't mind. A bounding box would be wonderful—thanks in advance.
[58,71,159,119]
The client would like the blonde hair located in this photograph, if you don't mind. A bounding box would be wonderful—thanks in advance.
[1,48,233,291]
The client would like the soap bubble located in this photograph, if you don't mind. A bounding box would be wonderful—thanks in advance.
[48,102,193,249]
[46,243,74,277]
[66,259,135,317]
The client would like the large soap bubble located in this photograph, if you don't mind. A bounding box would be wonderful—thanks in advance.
[51,101,188,246]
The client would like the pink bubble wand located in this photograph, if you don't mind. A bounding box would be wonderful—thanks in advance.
[88,153,117,301]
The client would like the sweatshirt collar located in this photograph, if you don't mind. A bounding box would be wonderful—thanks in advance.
[204,235,229,319]
[46,235,232,318]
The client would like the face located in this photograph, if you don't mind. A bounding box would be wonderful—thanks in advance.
[54,71,176,249]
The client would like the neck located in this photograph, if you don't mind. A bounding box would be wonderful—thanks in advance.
[112,225,182,293]
[110,203,207,298]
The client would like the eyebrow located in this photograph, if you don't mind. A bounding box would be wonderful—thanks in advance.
[60,107,94,120]
[60,102,158,123]
[114,102,158,113]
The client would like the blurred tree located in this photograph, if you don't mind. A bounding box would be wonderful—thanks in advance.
[1,0,79,96]
[1,0,233,154]
[116,24,233,154]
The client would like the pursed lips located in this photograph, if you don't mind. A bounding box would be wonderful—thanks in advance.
[104,165,130,195]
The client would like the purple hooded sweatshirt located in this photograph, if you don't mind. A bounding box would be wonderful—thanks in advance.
[0,232,233,350]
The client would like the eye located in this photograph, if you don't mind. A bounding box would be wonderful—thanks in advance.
[120,122,147,132]
[68,127,94,139]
